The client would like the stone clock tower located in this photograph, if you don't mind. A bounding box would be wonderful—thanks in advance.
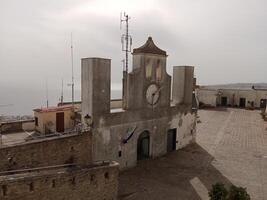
[125,37,171,110]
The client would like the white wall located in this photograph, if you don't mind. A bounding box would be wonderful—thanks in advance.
[196,89,218,107]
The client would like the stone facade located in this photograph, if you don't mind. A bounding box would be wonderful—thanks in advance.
[0,132,92,171]
[81,37,197,169]
[0,161,119,200]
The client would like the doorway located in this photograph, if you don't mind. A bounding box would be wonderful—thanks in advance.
[260,99,267,108]
[56,112,64,132]
[221,97,227,106]
[167,129,177,152]
[137,131,150,160]
[239,98,246,108]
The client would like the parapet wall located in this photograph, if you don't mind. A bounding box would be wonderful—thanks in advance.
[0,161,119,200]
[0,132,92,171]
[1,120,35,134]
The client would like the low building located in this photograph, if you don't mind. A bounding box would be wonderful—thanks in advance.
[33,105,75,134]
[196,87,267,109]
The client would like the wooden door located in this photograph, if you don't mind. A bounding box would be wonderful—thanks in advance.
[56,112,64,132]
[239,98,246,108]
[167,129,177,152]
[137,131,150,160]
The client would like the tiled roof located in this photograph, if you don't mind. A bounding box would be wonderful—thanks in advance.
[133,37,167,56]
[33,105,73,113]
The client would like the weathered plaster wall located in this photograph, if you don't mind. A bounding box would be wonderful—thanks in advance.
[0,162,119,200]
[81,58,111,122]
[91,107,196,169]
[196,89,218,107]
[172,113,196,149]
[127,53,171,110]
[0,132,92,171]
[34,109,74,134]
[198,88,267,108]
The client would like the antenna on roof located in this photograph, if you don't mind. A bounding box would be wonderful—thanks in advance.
[120,12,132,109]
[70,33,74,108]
[45,79,49,108]
[120,12,132,73]
[60,79,64,104]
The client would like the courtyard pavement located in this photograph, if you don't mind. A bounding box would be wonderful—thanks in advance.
[119,108,267,200]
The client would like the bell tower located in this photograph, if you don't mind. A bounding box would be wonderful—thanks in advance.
[125,37,171,110]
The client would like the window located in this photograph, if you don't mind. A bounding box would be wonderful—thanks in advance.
[146,64,152,79]
[90,174,95,182]
[71,177,76,185]
[104,172,109,180]
[2,185,7,196]
[156,60,162,82]
[35,117,38,126]
[52,179,56,188]
[29,182,34,192]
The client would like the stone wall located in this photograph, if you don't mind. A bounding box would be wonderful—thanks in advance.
[0,132,92,171]
[0,161,119,200]
[1,120,35,134]
[196,89,218,107]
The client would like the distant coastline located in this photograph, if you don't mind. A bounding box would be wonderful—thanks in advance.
[0,86,122,116]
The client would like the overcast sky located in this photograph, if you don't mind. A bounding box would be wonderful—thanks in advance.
[1,0,267,91]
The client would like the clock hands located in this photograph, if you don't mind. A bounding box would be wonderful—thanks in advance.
[151,86,163,107]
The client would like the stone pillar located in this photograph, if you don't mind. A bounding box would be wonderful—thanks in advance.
[81,58,111,123]
[172,66,194,105]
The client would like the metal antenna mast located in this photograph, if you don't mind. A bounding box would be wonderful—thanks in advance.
[120,12,132,73]
[120,12,132,109]
[60,79,64,104]
[71,33,74,107]
[45,79,49,108]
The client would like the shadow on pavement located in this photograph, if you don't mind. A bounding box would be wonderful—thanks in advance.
[119,143,232,200]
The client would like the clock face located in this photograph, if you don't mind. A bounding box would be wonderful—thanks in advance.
[146,84,160,105]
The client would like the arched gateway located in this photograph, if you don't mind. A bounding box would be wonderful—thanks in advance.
[137,131,150,160]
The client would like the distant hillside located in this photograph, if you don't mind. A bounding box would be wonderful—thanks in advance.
[201,83,267,90]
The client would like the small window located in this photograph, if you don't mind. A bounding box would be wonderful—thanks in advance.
[71,177,76,185]
[35,117,38,126]
[90,174,95,182]
[29,182,34,192]
[156,60,162,82]
[2,185,7,196]
[52,179,56,188]
[146,59,152,79]
[104,172,109,180]
[118,151,122,157]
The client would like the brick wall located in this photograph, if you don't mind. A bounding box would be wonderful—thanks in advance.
[0,161,119,200]
[0,132,92,171]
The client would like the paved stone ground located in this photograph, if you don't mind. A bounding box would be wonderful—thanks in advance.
[119,108,267,200]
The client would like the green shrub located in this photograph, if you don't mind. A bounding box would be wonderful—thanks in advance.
[209,183,250,200]
[209,183,228,200]
[228,185,250,200]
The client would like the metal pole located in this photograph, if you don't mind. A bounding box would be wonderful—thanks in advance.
[71,33,74,107]
[125,14,129,74]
